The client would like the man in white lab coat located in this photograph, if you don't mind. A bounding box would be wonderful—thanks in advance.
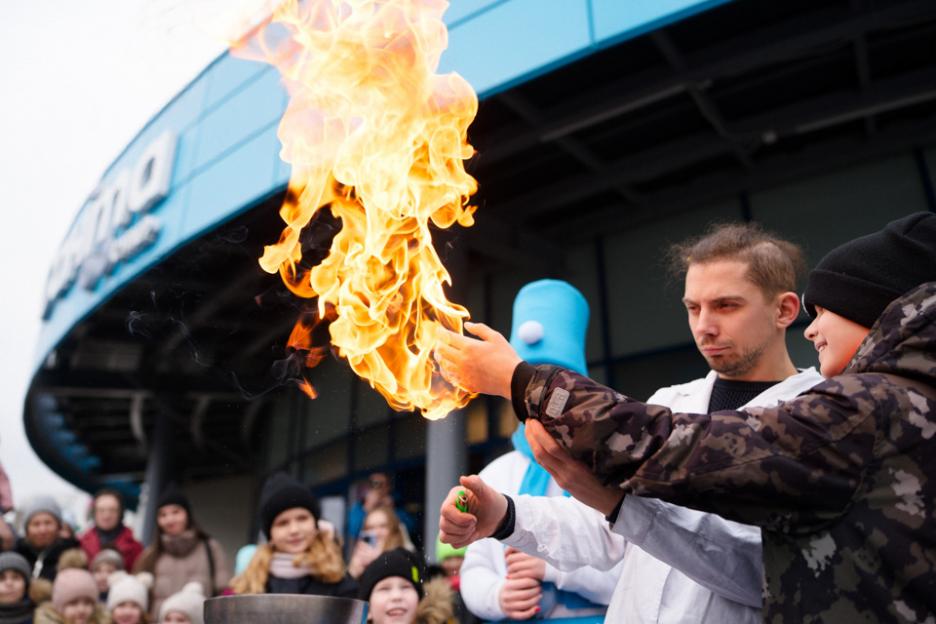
[440,223,823,623]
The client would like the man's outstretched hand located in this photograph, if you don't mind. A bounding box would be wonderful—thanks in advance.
[438,475,509,549]
[434,322,521,399]
[525,419,623,517]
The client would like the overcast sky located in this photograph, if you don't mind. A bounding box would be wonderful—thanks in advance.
[0,1,271,515]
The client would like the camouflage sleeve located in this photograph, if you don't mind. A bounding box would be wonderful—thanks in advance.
[521,364,878,535]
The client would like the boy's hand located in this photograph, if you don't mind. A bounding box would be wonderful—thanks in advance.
[434,322,521,399]
[526,419,623,516]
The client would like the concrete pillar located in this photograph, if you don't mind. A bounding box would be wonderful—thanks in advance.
[140,411,172,545]
[424,412,467,562]
[424,233,468,562]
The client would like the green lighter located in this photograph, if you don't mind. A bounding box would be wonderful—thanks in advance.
[455,489,469,513]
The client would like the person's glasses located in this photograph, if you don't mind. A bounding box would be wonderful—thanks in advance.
[369,480,387,488]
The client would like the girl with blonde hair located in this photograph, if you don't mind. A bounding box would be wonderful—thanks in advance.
[232,473,356,597]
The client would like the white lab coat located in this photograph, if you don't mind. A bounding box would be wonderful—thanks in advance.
[502,368,823,623]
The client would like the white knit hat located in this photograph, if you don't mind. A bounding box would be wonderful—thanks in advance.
[159,581,206,624]
[107,571,153,612]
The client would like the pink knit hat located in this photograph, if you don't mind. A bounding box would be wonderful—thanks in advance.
[52,568,98,612]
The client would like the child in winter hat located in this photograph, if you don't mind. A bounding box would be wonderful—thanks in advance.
[90,548,124,601]
[108,571,153,624]
[231,473,356,598]
[358,549,454,624]
[33,567,108,624]
[159,582,206,624]
[0,552,33,624]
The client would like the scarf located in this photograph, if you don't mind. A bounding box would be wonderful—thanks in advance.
[95,524,125,545]
[0,599,35,624]
[270,553,313,579]
[160,530,200,558]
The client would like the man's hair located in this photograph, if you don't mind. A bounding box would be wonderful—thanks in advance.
[668,222,806,297]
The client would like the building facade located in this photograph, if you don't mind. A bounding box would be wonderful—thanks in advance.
[25,0,936,557]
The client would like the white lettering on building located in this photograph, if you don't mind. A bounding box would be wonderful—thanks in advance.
[42,132,177,319]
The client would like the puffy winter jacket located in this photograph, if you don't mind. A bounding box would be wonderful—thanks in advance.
[513,282,936,623]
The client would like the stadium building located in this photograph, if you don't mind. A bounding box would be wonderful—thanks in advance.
[24,0,936,555]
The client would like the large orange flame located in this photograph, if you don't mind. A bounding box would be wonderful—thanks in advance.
[234,0,478,420]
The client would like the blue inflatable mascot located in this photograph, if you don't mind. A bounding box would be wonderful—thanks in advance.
[458,280,611,623]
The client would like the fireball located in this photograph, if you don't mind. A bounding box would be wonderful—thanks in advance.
[233,0,478,420]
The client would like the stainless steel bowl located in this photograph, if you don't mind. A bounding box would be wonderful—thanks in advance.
[204,594,367,624]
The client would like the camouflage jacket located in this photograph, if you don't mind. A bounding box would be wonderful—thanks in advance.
[513,282,936,623]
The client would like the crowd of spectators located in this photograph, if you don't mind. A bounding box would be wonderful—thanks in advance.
[0,468,469,624]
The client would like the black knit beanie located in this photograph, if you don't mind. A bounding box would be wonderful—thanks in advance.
[156,486,192,517]
[803,212,936,328]
[357,548,425,601]
[259,472,320,538]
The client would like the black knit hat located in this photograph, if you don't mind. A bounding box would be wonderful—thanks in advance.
[357,548,425,601]
[259,472,320,538]
[803,212,936,328]
[157,486,192,517]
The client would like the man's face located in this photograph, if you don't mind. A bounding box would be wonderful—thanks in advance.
[683,260,780,379]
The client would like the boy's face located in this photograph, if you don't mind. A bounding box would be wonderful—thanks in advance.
[0,569,25,604]
[804,306,870,377]
[369,576,419,624]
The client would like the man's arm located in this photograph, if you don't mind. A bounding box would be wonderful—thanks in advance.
[613,496,763,608]
[517,363,875,534]
[504,494,627,572]
[522,419,763,607]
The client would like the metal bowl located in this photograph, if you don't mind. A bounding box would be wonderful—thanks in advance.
[204,594,367,624]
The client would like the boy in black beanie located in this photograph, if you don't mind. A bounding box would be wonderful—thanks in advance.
[359,548,455,624]
[439,212,936,623]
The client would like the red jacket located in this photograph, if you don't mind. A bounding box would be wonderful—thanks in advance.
[80,525,144,571]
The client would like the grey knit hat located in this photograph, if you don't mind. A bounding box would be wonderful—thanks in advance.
[91,548,124,572]
[20,495,62,528]
[0,552,31,584]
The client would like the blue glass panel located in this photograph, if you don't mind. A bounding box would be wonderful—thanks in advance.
[192,68,286,173]
[181,121,281,241]
[440,0,591,97]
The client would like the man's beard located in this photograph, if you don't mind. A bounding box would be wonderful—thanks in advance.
[703,341,768,378]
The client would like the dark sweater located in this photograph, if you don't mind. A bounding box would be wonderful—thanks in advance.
[265,572,358,598]
[14,536,80,581]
